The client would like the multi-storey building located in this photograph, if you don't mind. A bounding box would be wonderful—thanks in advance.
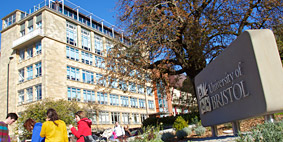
[0,0,156,130]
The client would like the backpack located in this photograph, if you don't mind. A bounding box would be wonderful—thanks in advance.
[81,134,101,142]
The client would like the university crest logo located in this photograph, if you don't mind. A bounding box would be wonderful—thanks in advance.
[197,83,212,114]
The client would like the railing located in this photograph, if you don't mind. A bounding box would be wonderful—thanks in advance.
[19,0,127,43]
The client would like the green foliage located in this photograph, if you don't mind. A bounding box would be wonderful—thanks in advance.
[237,121,283,142]
[161,132,175,142]
[142,111,199,127]
[15,99,83,140]
[194,125,206,136]
[129,125,163,142]
[173,116,188,131]
[176,127,192,139]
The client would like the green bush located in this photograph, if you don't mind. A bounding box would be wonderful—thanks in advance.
[173,116,188,131]
[194,125,206,136]
[161,132,175,142]
[176,127,192,139]
[237,121,283,142]
[129,125,163,142]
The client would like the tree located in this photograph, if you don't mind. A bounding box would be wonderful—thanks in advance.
[14,99,96,140]
[272,24,283,64]
[108,0,283,98]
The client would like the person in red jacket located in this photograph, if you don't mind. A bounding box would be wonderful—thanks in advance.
[69,111,92,142]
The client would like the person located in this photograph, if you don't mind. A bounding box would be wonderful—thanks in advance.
[23,118,45,142]
[40,108,68,142]
[109,131,119,142]
[68,111,92,142]
[0,113,18,142]
[113,122,125,141]
[124,125,132,138]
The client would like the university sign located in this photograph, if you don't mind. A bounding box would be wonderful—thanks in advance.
[194,29,283,127]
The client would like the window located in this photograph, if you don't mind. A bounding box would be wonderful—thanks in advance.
[28,19,33,33]
[35,62,42,77]
[95,56,105,68]
[27,65,33,80]
[67,87,81,101]
[26,87,33,103]
[36,14,42,29]
[27,47,33,59]
[81,51,93,65]
[130,98,138,108]
[110,94,119,106]
[139,99,146,109]
[81,28,91,51]
[119,81,128,91]
[19,49,25,61]
[106,40,113,54]
[20,23,25,36]
[141,114,147,123]
[148,100,154,109]
[82,70,94,84]
[108,77,118,89]
[83,90,95,103]
[99,111,109,124]
[129,82,136,93]
[147,87,153,96]
[35,84,42,100]
[3,13,16,28]
[121,96,129,107]
[67,66,80,81]
[18,90,24,104]
[96,74,106,86]
[66,46,79,61]
[88,111,97,124]
[97,92,108,104]
[66,22,77,46]
[122,113,130,124]
[35,41,42,55]
[19,68,24,83]
[132,113,139,124]
[111,112,120,124]
[138,85,144,94]
[94,33,103,55]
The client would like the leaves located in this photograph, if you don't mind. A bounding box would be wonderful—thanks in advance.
[109,0,283,97]
[14,99,84,140]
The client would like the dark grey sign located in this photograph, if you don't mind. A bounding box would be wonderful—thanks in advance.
[195,29,283,126]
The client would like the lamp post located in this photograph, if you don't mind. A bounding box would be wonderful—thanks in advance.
[7,56,14,115]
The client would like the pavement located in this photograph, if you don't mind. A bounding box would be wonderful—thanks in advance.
[180,135,239,142]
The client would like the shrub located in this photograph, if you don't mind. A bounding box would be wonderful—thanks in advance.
[194,125,206,136]
[161,132,175,142]
[129,125,163,142]
[237,121,283,142]
[173,116,188,131]
[176,127,192,139]
[142,111,200,127]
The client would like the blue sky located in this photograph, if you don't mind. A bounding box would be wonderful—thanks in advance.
[0,0,118,49]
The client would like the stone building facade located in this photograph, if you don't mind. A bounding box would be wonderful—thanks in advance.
[0,1,156,130]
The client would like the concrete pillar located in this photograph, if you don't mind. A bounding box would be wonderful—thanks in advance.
[264,114,275,123]
[232,121,240,136]
[211,125,218,137]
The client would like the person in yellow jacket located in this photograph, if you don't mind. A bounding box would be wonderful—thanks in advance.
[40,108,68,142]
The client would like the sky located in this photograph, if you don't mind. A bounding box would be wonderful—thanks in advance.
[0,0,118,50]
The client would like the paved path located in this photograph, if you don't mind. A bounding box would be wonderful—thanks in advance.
[180,135,239,142]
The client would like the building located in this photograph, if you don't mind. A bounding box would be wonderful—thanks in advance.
[153,74,193,117]
[0,0,156,130]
